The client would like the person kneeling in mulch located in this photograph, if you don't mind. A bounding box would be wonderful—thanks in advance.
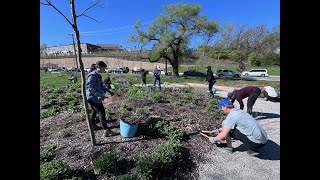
[209,99,268,156]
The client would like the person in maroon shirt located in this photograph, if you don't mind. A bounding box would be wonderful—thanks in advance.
[227,86,261,115]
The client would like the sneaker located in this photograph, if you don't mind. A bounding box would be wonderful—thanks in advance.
[247,150,259,156]
[221,147,234,154]
[103,129,117,137]
[92,124,101,130]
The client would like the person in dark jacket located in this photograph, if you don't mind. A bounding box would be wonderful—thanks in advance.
[153,66,161,91]
[141,69,148,86]
[228,86,261,115]
[86,61,116,137]
[206,66,216,96]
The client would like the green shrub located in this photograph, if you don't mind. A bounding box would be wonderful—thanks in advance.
[40,105,61,119]
[163,125,183,142]
[152,141,182,169]
[180,87,192,93]
[40,160,71,180]
[40,144,60,164]
[134,154,155,180]
[118,174,138,180]
[208,98,220,111]
[120,103,130,116]
[148,92,162,103]
[93,151,117,175]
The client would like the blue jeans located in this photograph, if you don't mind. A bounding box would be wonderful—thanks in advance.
[153,77,161,91]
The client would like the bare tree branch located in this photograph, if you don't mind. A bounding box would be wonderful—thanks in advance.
[82,14,102,23]
[41,0,73,27]
[77,0,100,17]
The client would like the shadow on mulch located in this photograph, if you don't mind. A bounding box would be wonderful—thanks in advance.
[72,169,98,180]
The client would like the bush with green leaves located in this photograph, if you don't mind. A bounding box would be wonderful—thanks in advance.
[40,144,60,164]
[120,103,130,116]
[40,159,71,180]
[152,140,182,170]
[208,98,220,111]
[147,92,162,103]
[40,105,61,119]
[134,154,155,180]
[118,174,138,180]
[180,86,193,93]
[93,151,117,175]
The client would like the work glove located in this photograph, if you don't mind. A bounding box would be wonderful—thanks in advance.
[94,92,104,100]
[209,137,216,143]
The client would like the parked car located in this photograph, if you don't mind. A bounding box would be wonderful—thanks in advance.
[216,69,241,78]
[183,70,206,77]
[241,69,269,77]
[132,67,141,74]
[121,67,129,73]
[47,68,58,72]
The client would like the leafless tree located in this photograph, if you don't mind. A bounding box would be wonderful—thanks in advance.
[41,0,103,146]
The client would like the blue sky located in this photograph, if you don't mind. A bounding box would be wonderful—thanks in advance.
[40,0,280,49]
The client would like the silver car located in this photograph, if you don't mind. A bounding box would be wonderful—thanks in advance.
[216,69,241,78]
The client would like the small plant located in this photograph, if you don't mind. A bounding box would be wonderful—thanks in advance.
[118,174,138,180]
[93,151,117,175]
[120,103,130,116]
[134,154,155,180]
[40,144,60,163]
[163,124,183,142]
[180,86,193,93]
[105,108,113,122]
[152,140,182,170]
[148,92,162,103]
[208,98,220,111]
[40,159,71,180]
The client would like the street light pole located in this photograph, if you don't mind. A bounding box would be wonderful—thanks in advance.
[69,33,79,69]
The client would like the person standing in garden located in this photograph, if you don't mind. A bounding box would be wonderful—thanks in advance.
[153,66,161,91]
[86,61,116,137]
[141,69,148,86]
[206,66,216,96]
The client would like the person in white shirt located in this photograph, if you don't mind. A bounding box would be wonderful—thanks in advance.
[261,86,280,102]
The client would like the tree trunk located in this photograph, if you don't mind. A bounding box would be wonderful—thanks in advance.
[70,0,96,146]
[172,60,179,77]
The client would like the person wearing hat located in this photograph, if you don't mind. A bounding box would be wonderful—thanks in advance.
[153,65,161,91]
[86,61,116,137]
[208,99,268,156]
[227,86,261,115]
[206,66,216,96]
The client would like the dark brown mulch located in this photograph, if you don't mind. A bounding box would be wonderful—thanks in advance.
[40,87,225,179]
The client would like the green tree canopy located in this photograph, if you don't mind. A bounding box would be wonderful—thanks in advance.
[129,2,218,77]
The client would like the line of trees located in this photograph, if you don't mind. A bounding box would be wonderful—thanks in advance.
[198,24,280,69]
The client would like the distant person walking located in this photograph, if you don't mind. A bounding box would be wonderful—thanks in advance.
[153,66,161,91]
[228,86,261,115]
[141,69,148,86]
[86,61,116,137]
[206,66,216,96]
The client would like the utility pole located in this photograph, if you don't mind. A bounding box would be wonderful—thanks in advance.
[69,33,79,69]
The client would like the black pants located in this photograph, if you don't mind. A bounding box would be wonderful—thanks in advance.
[247,88,261,114]
[230,128,265,151]
[208,80,216,95]
[142,77,146,85]
[87,99,108,129]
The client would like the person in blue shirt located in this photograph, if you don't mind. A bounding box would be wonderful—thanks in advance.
[209,99,268,156]
[86,61,116,137]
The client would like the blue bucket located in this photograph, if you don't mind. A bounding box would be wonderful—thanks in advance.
[211,87,217,94]
[120,116,138,138]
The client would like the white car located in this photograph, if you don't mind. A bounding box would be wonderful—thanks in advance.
[242,69,269,77]
[84,67,91,72]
